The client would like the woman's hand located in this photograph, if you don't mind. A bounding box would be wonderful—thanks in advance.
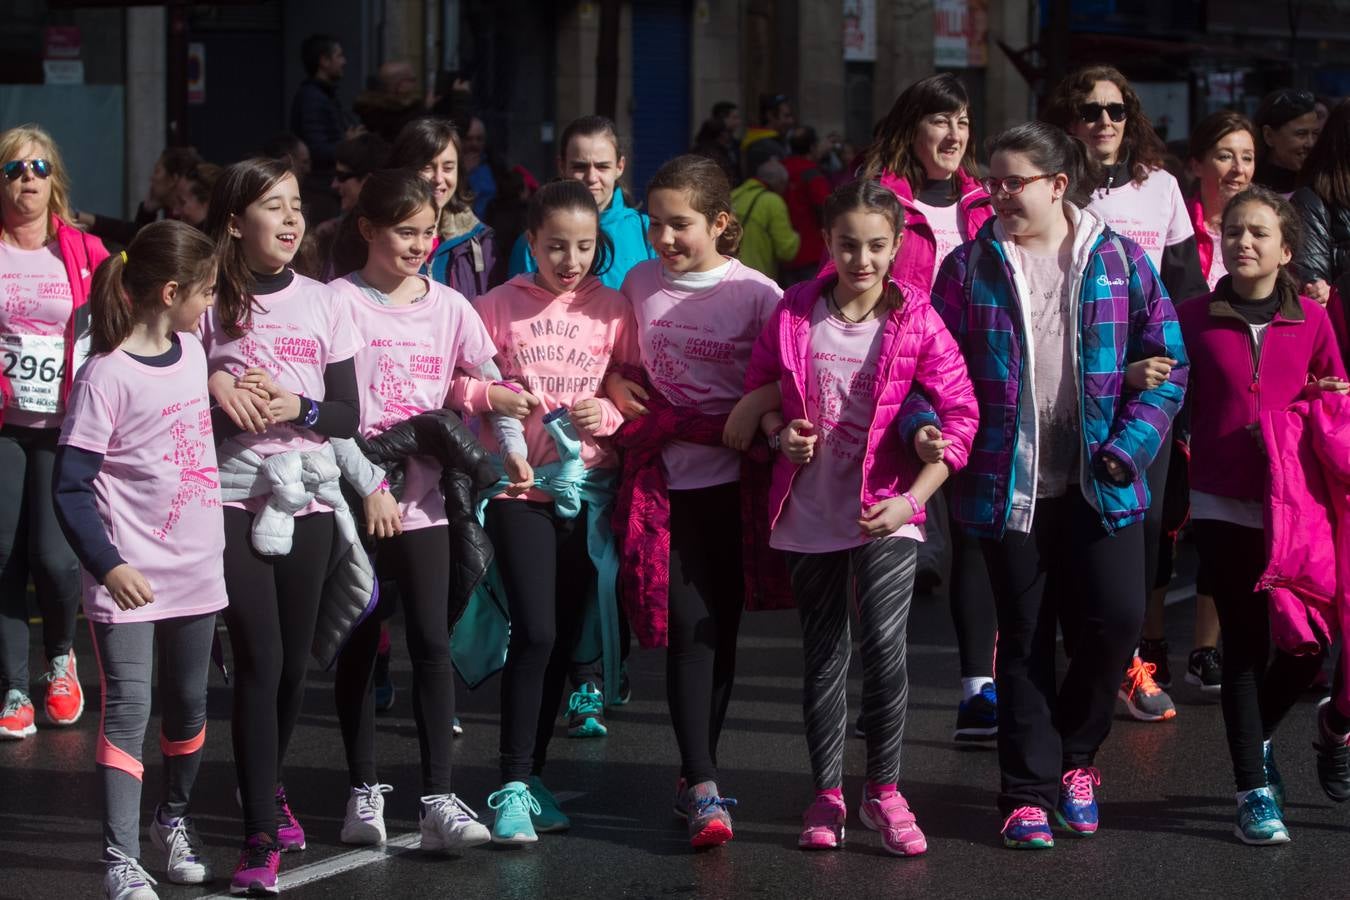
[914,425,952,464]
[503,453,535,496]
[1102,456,1130,484]
[605,374,649,420]
[104,564,154,611]
[858,496,916,538]
[1304,279,1331,306]
[267,389,304,424]
[1316,376,1350,394]
[783,419,817,465]
[1126,357,1177,391]
[209,370,272,434]
[363,489,403,539]
[488,383,540,419]
[571,398,604,434]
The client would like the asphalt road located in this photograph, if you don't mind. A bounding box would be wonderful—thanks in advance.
[4,563,1347,900]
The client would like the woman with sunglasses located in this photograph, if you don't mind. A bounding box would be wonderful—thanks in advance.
[1044,67,1204,725]
[857,73,1000,743]
[915,121,1185,848]
[0,125,109,740]
[1253,89,1320,198]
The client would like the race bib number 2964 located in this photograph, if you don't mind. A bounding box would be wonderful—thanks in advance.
[1,333,66,414]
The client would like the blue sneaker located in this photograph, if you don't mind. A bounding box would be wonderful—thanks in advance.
[1262,740,1285,815]
[1001,805,1054,849]
[953,682,998,742]
[1054,767,1100,836]
[1235,787,1289,845]
[567,683,607,738]
[527,776,571,832]
[487,782,539,845]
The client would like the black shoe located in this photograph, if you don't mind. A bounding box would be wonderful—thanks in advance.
[1138,638,1171,689]
[953,682,998,742]
[1185,646,1222,695]
[1315,698,1350,803]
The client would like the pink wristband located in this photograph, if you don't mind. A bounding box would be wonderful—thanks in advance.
[901,491,921,516]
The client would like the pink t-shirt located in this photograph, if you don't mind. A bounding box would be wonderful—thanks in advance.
[770,296,922,552]
[461,274,637,504]
[1087,169,1193,272]
[60,335,228,624]
[1016,244,1080,499]
[202,273,361,513]
[0,241,74,428]
[334,275,495,530]
[1204,222,1228,290]
[912,200,965,290]
[622,258,782,489]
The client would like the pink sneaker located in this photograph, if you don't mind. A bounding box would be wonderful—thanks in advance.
[274,785,306,851]
[231,833,280,895]
[798,794,846,850]
[859,788,927,856]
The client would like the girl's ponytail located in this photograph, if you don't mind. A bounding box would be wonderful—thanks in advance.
[717,212,743,256]
[88,220,218,355]
[88,252,134,355]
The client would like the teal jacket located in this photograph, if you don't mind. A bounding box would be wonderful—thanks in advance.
[507,189,655,290]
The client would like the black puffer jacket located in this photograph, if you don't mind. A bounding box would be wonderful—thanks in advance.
[1291,187,1350,285]
[346,409,497,630]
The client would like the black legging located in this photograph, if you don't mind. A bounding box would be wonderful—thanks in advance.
[485,499,594,784]
[1195,519,1325,792]
[948,527,997,679]
[666,483,744,787]
[221,508,334,839]
[0,425,81,695]
[334,526,455,795]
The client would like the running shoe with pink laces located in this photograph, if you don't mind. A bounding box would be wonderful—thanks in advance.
[798,793,846,850]
[1002,805,1054,849]
[274,785,305,851]
[1055,766,1101,835]
[1118,655,1176,722]
[858,788,926,856]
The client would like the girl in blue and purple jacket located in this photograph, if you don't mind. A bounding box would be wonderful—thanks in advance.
[912,122,1187,849]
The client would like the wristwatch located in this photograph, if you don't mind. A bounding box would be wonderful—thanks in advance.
[299,397,320,428]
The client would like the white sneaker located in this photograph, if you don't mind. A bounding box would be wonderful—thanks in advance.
[340,783,393,845]
[103,848,159,900]
[420,793,491,851]
[149,811,210,884]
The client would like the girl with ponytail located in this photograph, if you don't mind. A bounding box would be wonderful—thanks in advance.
[52,219,227,898]
[606,154,783,849]
[911,121,1187,848]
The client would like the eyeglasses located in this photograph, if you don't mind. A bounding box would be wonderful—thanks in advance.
[1078,103,1127,124]
[979,173,1055,196]
[3,159,52,181]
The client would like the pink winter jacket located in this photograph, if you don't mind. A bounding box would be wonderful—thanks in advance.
[1260,391,1350,710]
[744,274,979,529]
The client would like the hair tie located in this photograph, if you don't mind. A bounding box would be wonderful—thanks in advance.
[119,250,127,263]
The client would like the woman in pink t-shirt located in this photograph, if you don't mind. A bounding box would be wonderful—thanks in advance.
[608,155,782,848]
[52,220,225,897]
[325,170,517,852]
[1044,65,1204,722]
[451,179,638,844]
[748,180,977,855]
[200,158,363,894]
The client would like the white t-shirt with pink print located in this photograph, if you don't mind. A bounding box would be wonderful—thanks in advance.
[1087,168,1193,273]
[60,334,228,624]
[622,258,782,490]
[202,273,361,514]
[0,241,73,429]
[332,275,496,531]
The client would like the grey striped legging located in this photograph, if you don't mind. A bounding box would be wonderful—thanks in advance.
[787,538,918,791]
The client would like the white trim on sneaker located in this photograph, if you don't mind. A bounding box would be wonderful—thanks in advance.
[421,793,491,851]
[340,783,392,845]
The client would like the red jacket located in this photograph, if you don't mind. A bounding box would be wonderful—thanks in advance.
[610,366,792,650]
[783,156,831,270]
[1177,285,1346,501]
[0,215,109,428]
[1260,392,1350,708]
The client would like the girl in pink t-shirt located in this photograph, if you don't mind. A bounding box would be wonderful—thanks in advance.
[200,158,362,893]
[51,220,225,897]
[325,170,514,851]
[450,179,637,844]
[609,155,782,849]
[748,180,977,855]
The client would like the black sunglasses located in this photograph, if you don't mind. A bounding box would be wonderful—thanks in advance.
[3,159,52,181]
[1268,89,1316,111]
[1078,103,1127,124]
